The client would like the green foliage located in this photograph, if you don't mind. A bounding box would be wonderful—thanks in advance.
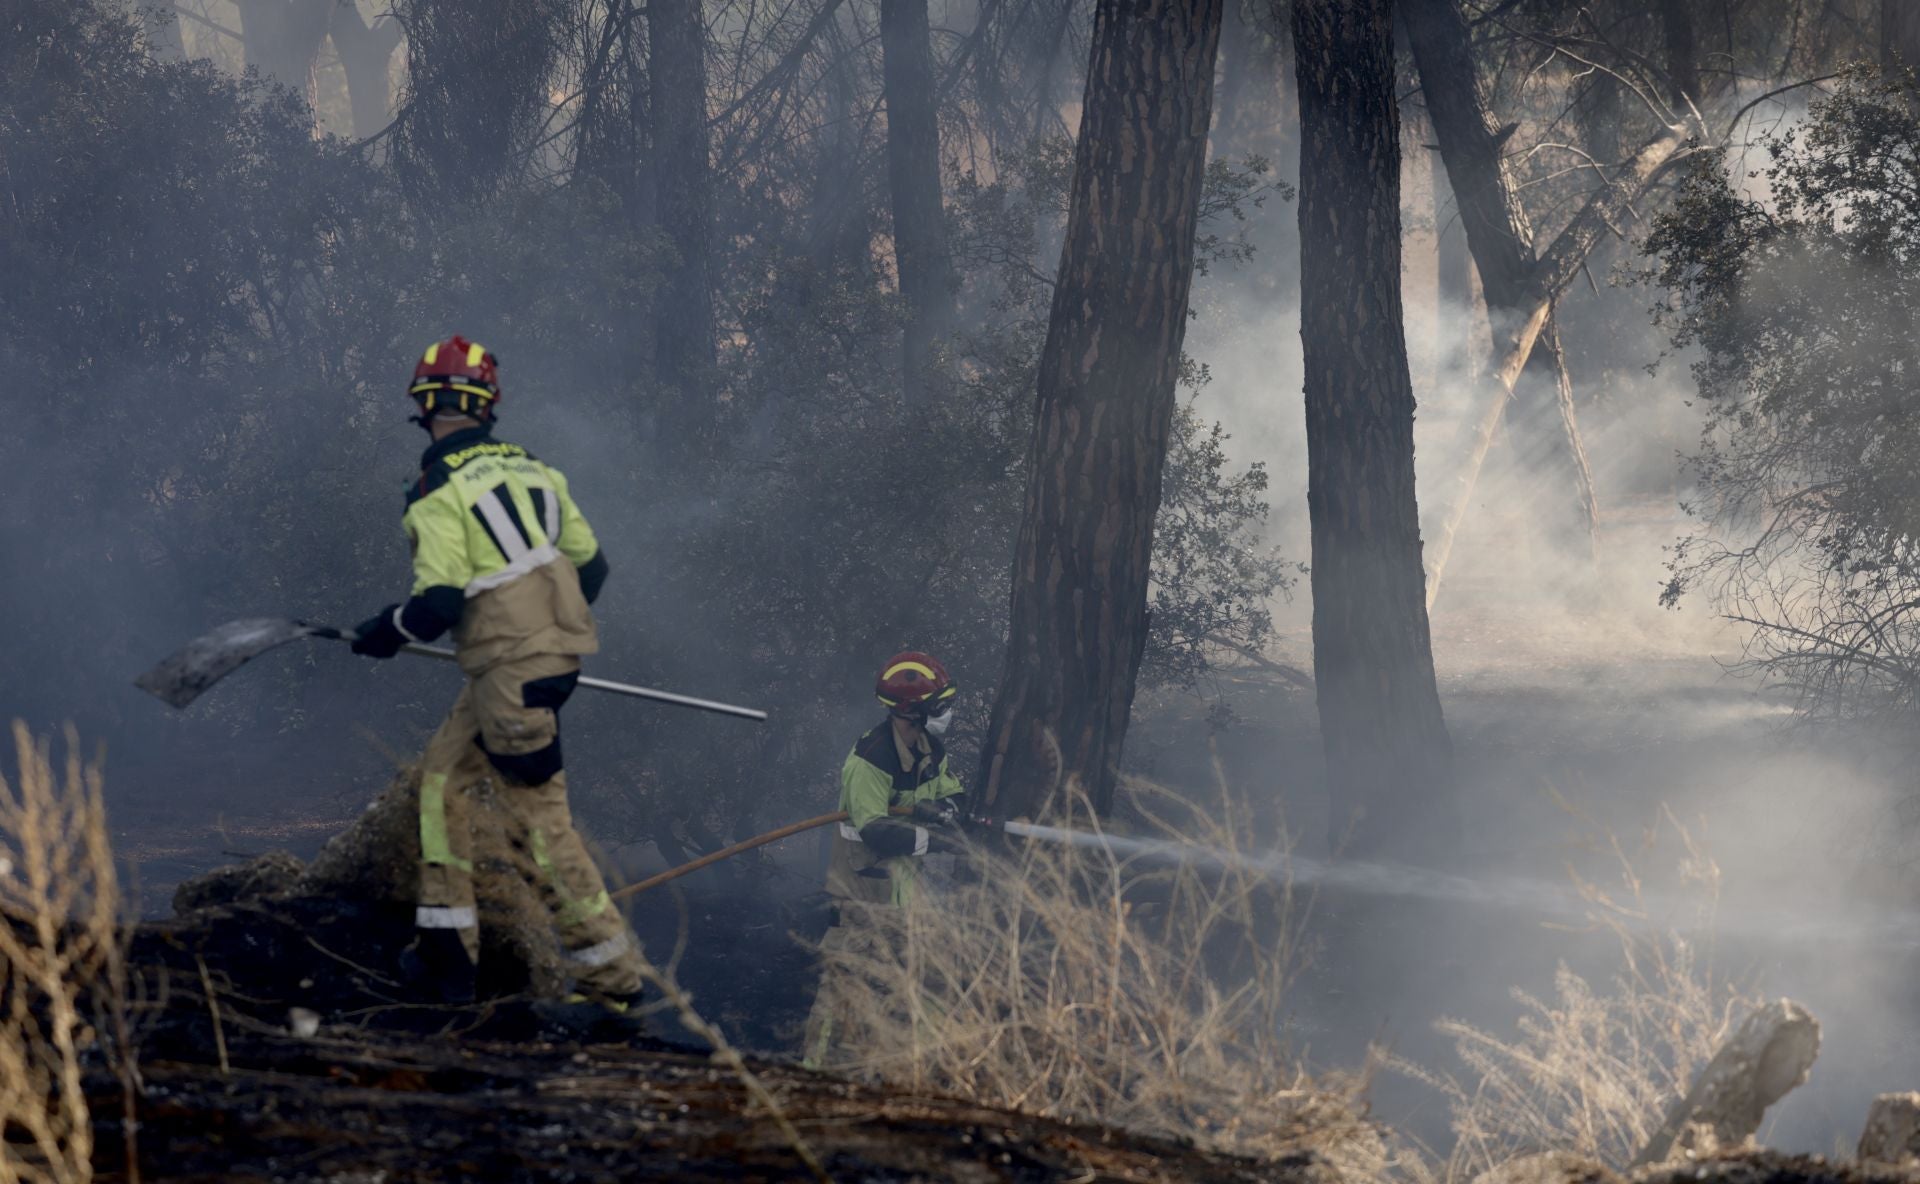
[1150,398,1301,691]
[1646,72,1920,725]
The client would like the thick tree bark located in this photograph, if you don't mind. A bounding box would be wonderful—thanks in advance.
[234,0,333,103]
[1402,0,1597,586]
[650,0,717,394]
[976,0,1223,820]
[328,3,403,141]
[880,0,955,391]
[1289,0,1456,859]
[1885,0,1920,73]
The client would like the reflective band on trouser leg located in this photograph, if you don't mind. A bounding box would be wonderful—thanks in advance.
[416,905,477,929]
[565,933,630,968]
[419,773,474,872]
[530,827,612,925]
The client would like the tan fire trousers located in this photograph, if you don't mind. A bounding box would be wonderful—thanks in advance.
[415,651,644,996]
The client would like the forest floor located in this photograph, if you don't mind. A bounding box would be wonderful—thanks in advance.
[100,498,1920,1175]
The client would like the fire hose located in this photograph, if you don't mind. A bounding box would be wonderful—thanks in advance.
[613,806,1005,901]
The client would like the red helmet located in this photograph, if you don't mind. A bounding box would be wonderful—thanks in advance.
[876,652,957,714]
[408,335,501,420]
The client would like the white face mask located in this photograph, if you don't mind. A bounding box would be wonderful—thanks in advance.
[924,707,954,736]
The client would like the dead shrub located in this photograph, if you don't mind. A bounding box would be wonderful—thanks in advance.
[809,776,1394,1172]
[0,723,135,1184]
[1399,813,1747,1181]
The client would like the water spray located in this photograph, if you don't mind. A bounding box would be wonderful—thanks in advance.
[999,819,1593,921]
[995,818,1920,951]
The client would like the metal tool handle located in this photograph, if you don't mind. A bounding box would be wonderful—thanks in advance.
[397,643,769,722]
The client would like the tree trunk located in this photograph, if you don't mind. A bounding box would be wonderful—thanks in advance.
[328,2,403,141]
[234,0,334,106]
[1401,0,1598,594]
[650,0,717,396]
[976,0,1223,820]
[1659,0,1702,107]
[1885,0,1920,73]
[1407,109,1447,375]
[806,14,868,277]
[1432,152,1476,372]
[1289,0,1456,859]
[880,0,955,391]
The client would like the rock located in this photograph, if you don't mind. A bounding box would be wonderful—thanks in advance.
[171,850,305,914]
[1633,999,1821,1166]
[1635,1150,1920,1184]
[1859,1094,1920,1167]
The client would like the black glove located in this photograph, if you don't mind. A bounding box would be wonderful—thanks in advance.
[350,606,407,659]
[910,798,959,827]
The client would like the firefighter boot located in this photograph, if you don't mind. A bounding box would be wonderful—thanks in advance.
[399,927,478,1006]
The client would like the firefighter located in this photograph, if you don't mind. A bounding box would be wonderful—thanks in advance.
[803,651,970,1067]
[349,334,644,1011]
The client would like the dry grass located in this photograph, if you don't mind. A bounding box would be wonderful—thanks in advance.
[1399,812,1746,1182]
[808,774,1396,1174]
[0,722,136,1184]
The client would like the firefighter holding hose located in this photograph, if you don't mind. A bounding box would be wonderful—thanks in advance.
[803,651,971,1067]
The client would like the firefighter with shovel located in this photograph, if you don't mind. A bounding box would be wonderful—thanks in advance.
[347,335,645,1011]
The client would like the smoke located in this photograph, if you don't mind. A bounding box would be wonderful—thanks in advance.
[5,2,1915,1163]
[1139,79,1920,1154]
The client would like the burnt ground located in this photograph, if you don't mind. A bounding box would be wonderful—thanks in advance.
[99,502,1920,1175]
[95,890,1920,1182]
[115,1025,1320,1183]
[102,893,1321,1183]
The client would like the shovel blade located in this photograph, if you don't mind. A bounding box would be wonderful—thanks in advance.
[135,618,333,709]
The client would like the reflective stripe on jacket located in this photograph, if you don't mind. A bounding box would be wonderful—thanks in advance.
[403,426,600,671]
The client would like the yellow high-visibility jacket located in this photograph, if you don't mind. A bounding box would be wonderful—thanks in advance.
[390,425,608,672]
[825,721,966,907]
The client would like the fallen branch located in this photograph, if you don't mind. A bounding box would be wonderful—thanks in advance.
[1210,639,1316,690]
[1425,124,1692,609]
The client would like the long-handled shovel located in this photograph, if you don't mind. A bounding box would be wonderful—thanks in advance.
[134,617,768,722]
